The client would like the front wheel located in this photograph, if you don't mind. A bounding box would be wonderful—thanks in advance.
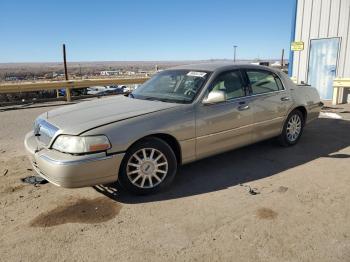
[279,110,304,147]
[118,137,177,195]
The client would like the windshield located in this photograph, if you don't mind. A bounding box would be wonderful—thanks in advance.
[132,70,209,103]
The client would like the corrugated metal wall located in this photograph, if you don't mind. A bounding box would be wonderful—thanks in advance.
[292,0,350,83]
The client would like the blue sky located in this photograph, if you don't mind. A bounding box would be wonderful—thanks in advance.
[0,0,295,62]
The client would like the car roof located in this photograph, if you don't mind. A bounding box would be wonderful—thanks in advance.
[169,62,278,73]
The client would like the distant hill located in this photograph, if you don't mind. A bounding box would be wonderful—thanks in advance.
[0,59,285,80]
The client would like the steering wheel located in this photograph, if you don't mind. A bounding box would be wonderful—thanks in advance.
[184,88,196,96]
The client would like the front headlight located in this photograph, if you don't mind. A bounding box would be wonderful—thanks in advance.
[52,135,111,154]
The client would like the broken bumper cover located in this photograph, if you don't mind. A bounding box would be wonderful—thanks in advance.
[24,131,124,188]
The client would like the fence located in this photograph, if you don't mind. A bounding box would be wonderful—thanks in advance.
[0,77,149,101]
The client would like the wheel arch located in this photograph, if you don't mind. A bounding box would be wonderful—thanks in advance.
[292,105,307,123]
[125,133,182,165]
[280,105,308,135]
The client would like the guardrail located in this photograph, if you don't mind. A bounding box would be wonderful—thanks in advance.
[333,78,350,105]
[0,77,149,101]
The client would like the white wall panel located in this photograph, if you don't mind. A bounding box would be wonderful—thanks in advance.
[319,0,332,38]
[310,0,322,38]
[299,0,313,83]
[293,0,305,80]
[343,6,350,76]
[293,0,350,82]
[337,0,350,77]
[328,0,341,36]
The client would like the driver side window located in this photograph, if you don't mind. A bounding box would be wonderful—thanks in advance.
[210,71,245,100]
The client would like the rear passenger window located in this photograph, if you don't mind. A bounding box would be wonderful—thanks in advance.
[246,70,283,95]
[274,76,284,90]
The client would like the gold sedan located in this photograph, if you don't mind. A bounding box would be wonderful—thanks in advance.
[25,63,322,194]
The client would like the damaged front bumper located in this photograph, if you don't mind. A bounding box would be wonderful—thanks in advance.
[24,131,124,188]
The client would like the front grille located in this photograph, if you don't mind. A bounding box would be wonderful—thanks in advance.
[33,118,59,146]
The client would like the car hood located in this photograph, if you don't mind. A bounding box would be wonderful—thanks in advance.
[40,95,180,135]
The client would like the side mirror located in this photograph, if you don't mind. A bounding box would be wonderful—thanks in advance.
[202,90,226,105]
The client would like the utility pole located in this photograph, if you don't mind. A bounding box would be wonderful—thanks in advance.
[281,48,284,70]
[63,44,71,101]
[79,64,82,79]
[233,45,238,63]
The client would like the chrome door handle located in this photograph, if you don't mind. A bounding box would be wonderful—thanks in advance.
[238,105,250,111]
[281,97,290,101]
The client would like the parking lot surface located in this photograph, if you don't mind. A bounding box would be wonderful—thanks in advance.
[1,100,350,262]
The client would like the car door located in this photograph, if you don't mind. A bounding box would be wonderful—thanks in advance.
[195,70,254,159]
[243,69,293,142]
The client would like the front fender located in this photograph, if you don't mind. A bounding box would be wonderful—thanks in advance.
[82,105,195,154]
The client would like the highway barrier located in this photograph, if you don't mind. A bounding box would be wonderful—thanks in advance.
[0,77,149,101]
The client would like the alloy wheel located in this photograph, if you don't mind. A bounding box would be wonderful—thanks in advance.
[126,148,168,189]
[286,114,302,142]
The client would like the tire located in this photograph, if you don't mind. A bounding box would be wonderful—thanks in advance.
[278,109,304,147]
[118,137,177,195]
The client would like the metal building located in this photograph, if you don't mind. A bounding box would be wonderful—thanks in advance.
[289,0,350,102]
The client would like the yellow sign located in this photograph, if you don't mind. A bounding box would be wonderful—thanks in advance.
[291,41,304,51]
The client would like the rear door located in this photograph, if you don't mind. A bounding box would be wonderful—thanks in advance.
[195,70,254,159]
[243,69,293,142]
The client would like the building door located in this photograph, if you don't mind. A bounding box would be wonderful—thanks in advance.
[308,38,340,100]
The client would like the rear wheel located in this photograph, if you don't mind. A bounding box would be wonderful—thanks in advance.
[279,110,304,147]
[118,137,177,195]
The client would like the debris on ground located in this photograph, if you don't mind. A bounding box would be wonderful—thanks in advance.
[256,207,278,220]
[276,186,289,193]
[321,106,342,111]
[3,169,8,176]
[239,183,260,195]
[21,176,48,186]
[326,153,350,159]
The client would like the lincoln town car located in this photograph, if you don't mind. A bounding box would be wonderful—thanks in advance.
[24,63,322,194]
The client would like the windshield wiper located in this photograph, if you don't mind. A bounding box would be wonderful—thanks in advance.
[142,96,158,101]
[156,97,190,104]
[137,96,189,104]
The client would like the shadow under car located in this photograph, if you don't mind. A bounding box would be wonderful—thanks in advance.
[94,118,350,203]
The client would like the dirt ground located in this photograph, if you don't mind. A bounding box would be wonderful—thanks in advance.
[1,100,350,262]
